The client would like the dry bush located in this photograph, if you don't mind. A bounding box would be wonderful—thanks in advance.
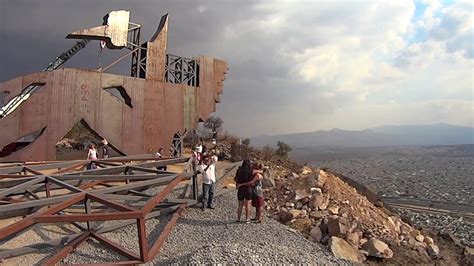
[262,145,275,160]
[220,131,239,144]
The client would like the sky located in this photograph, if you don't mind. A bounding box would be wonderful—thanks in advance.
[0,0,472,137]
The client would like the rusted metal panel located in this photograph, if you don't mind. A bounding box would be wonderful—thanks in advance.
[122,77,145,154]
[197,56,216,119]
[99,74,125,151]
[145,15,168,81]
[47,68,77,159]
[74,70,101,129]
[183,85,197,130]
[143,80,165,153]
[0,76,24,104]
[163,83,184,152]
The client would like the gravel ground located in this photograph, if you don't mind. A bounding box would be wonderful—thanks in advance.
[153,187,347,264]
[63,187,347,264]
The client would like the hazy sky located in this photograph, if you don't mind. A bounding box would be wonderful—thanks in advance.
[0,0,472,137]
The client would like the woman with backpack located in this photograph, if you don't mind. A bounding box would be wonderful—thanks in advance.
[234,159,253,223]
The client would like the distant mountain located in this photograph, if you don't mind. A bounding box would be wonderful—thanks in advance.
[250,123,474,148]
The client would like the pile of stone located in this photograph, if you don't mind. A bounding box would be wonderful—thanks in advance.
[262,167,441,263]
[55,138,83,150]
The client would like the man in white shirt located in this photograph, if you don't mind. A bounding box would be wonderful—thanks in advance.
[198,155,218,209]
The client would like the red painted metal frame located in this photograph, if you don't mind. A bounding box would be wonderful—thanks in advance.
[0,156,196,265]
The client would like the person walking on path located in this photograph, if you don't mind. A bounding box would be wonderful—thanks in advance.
[198,154,218,210]
[237,162,265,223]
[234,159,253,223]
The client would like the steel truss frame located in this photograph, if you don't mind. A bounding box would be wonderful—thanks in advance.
[0,155,201,265]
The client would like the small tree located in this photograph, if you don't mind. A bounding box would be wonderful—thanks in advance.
[204,116,223,133]
[242,138,250,146]
[275,141,292,157]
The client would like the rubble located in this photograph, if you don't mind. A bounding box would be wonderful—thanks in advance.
[328,236,364,263]
[260,164,452,263]
[361,238,394,259]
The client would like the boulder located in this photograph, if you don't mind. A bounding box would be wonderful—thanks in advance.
[464,247,474,265]
[424,236,434,246]
[279,211,293,223]
[317,170,328,187]
[291,217,312,232]
[294,189,309,201]
[426,244,440,259]
[288,209,302,219]
[345,231,360,248]
[327,206,339,215]
[361,238,394,259]
[328,237,363,263]
[415,234,425,243]
[327,217,350,238]
[285,202,295,208]
[295,201,303,209]
[261,173,275,188]
[301,166,313,175]
[309,193,330,210]
[310,187,322,194]
[310,226,323,242]
[309,211,324,220]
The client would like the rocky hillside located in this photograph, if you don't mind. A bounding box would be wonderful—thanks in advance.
[228,144,471,264]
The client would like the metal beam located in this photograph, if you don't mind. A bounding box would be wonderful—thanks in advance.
[43,232,91,265]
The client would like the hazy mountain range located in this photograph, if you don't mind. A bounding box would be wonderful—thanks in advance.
[250,123,474,148]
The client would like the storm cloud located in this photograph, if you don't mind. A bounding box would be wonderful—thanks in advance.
[1,0,472,137]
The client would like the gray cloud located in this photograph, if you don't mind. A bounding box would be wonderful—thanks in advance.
[0,0,472,137]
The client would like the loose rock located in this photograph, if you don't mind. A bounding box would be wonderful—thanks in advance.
[328,237,363,263]
[361,238,394,259]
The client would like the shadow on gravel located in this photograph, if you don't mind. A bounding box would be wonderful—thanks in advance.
[177,217,236,227]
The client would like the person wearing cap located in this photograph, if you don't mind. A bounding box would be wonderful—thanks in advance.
[198,154,218,210]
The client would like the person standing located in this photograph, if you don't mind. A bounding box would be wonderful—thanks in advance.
[87,143,98,170]
[237,162,265,223]
[101,139,110,159]
[234,159,253,223]
[155,148,167,171]
[198,155,218,210]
